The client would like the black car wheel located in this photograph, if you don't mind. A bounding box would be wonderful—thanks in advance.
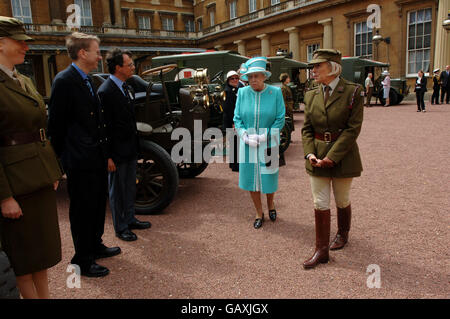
[135,140,179,215]
[177,162,209,178]
[0,250,20,299]
[379,88,398,106]
[279,124,292,154]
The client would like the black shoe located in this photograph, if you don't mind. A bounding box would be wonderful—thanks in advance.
[116,229,138,241]
[129,220,151,230]
[95,245,121,259]
[254,214,264,229]
[80,263,110,278]
[269,209,277,222]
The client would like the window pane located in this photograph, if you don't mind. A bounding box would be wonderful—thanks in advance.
[423,49,430,61]
[362,22,367,33]
[368,43,372,55]
[417,24,423,36]
[408,24,415,37]
[356,34,361,45]
[416,50,423,62]
[362,33,367,44]
[423,35,430,48]
[417,10,424,22]
[409,11,416,24]
[424,22,431,35]
[356,23,361,33]
[416,37,423,49]
[408,37,415,50]
[356,45,360,57]
[409,51,416,63]
[424,8,432,21]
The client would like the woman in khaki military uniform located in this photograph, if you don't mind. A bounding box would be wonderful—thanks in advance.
[0,17,62,298]
[301,49,364,269]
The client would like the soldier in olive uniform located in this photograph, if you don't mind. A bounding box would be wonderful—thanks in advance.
[301,49,364,269]
[0,17,62,298]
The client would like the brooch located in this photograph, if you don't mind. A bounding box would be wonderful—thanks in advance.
[337,86,344,93]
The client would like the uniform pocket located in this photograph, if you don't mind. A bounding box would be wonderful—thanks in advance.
[0,144,53,196]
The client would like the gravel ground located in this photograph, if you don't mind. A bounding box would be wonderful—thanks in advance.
[48,101,449,299]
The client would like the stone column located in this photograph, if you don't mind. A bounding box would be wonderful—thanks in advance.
[257,33,271,57]
[42,54,51,97]
[434,2,450,71]
[233,39,246,56]
[318,18,333,49]
[128,9,137,29]
[101,0,112,26]
[284,27,300,61]
[114,0,122,27]
[49,0,63,24]
[176,13,185,31]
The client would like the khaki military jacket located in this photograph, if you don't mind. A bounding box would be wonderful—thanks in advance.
[302,77,364,178]
[281,84,294,116]
[0,69,62,200]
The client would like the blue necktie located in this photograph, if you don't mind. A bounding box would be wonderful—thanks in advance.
[84,77,95,96]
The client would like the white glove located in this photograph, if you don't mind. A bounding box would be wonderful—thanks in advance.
[243,134,259,147]
[257,133,267,143]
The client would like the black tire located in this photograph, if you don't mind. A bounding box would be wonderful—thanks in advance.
[0,250,20,299]
[379,88,398,106]
[135,140,179,215]
[177,162,209,178]
[279,124,291,154]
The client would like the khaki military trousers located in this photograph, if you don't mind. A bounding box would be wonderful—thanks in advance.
[309,176,353,210]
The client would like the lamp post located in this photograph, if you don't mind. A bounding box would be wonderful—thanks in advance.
[443,10,450,31]
[372,29,390,64]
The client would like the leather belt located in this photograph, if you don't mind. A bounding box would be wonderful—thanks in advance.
[0,129,47,146]
[314,131,340,143]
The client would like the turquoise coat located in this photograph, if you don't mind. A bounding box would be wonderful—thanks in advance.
[233,84,285,194]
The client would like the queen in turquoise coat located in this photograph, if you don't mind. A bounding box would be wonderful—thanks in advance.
[233,57,285,229]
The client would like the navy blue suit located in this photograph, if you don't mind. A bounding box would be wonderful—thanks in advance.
[48,65,109,269]
[98,77,139,234]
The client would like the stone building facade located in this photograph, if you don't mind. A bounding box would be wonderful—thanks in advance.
[1,0,449,96]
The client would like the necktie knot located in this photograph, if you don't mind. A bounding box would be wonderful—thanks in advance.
[12,69,26,91]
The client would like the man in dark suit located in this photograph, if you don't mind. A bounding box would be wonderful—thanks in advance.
[48,33,121,278]
[98,48,150,241]
[440,65,450,104]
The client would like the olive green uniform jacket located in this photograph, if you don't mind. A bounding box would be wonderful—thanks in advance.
[302,77,364,178]
[281,84,294,117]
[0,70,62,200]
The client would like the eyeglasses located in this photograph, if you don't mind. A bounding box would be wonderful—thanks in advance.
[126,62,135,68]
[229,77,239,80]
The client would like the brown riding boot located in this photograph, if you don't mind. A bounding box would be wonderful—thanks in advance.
[303,209,331,269]
[330,205,351,250]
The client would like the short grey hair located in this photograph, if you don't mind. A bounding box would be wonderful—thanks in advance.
[327,61,342,77]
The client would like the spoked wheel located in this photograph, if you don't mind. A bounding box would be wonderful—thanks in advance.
[279,124,292,154]
[177,162,209,178]
[135,140,179,215]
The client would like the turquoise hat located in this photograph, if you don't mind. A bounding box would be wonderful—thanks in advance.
[240,57,271,81]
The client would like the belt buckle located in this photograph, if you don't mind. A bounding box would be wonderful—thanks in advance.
[324,132,332,143]
[39,128,47,142]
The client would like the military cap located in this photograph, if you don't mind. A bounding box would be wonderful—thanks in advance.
[0,16,33,41]
[308,49,341,65]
